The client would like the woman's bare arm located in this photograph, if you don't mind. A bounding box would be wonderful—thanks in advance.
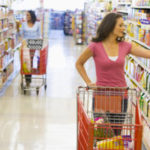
[130,43,150,58]
[76,48,94,86]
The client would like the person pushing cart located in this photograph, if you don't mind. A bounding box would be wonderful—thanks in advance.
[20,10,48,95]
[75,13,148,149]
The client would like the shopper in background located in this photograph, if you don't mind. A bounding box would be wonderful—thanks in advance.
[21,10,41,87]
[76,12,150,135]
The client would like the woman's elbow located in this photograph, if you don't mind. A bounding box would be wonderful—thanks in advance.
[75,60,82,70]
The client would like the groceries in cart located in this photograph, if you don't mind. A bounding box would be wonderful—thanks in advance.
[22,47,31,73]
[96,135,134,150]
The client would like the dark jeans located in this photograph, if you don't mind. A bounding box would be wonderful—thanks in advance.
[93,98,128,136]
[25,49,35,84]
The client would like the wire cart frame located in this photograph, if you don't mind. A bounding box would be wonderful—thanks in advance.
[77,86,143,150]
[20,39,48,95]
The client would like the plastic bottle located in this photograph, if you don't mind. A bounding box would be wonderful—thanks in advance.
[140,93,144,111]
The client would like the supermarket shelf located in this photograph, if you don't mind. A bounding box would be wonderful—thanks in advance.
[132,6,150,9]
[125,72,150,126]
[0,48,11,58]
[0,5,8,7]
[127,20,150,29]
[141,110,150,128]
[125,72,150,99]
[0,28,9,33]
[118,2,131,5]
[117,10,128,14]
[128,54,150,74]
[0,58,14,72]
[13,43,22,52]
[127,36,150,49]
[127,20,141,26]
[0,43,22,58]
[0,69,17,93]
[6,48,11,53]
[0,17,8,20]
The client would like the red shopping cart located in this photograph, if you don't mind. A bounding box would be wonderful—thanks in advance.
[20,39,48,95]
[77,86,143,150]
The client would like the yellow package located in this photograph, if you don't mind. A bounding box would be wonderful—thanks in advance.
[23,62,31,73]
[97,136,124,150]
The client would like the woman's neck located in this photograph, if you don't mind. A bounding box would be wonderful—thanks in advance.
[27,20,33,24]
[103,34,118,45]
[27,21,34,28]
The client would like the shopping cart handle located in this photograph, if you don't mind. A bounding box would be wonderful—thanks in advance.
[77,86,131,93]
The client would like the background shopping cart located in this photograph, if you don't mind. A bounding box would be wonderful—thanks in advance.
[77,86,143,150]
[20,39,48,95]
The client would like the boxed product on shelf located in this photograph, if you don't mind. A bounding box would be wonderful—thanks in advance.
[139,93,149,116]
[135,0,150,6]
[148,102,150,119]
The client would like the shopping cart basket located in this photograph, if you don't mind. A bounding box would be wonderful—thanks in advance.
[77,86,143,150]
[20,39,48,95]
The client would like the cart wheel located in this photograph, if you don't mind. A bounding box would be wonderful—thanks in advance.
[36,88,39,95]
[24,89,26,95]
[44,85,47,91]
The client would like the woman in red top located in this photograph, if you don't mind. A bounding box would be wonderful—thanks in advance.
[76,12,150,136]
[76,13,150,87]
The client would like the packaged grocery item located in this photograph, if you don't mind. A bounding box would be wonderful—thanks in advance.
[143,97,148,116]
[92,116,114,141]
[139,93,144,111]
[145,29,150,46]
[147,74,150,94]
[148,102,150,119]
[22,48,31,73]
[97,136,124,149]
[141,71,147,89]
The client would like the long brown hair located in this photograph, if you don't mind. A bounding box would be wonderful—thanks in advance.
[92,13,124,42]
[28,10,37,24]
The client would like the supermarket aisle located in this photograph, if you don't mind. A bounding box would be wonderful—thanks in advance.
[0,30,95,150]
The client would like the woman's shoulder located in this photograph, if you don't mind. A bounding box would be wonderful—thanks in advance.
[119,40,132,53]
[88,41,102,53]
[120,40,131,46]
[88,41,102,47]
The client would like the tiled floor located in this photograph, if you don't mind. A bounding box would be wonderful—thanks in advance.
[0,30,146,150]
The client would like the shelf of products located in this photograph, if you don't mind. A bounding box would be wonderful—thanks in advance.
[115,0,150,148]
[117,0,132,20]
[124,0,150,148]
[84,0,111,44]
[63,11,74,35]
[0,0,20,89]
[132,0,150,8]
[74,10,84,44]
[43,9,50,39]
